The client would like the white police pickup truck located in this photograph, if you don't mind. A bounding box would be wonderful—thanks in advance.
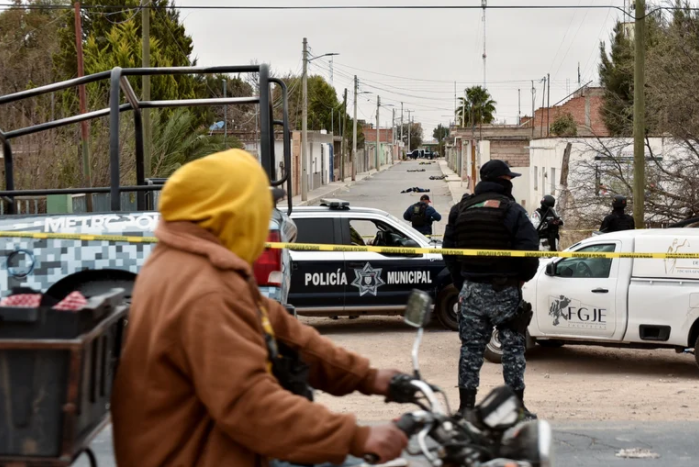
[485,228,699,370]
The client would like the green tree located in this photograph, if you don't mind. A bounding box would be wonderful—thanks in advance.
[54,0,199,112]
[646,3,699,140]
[0,1,68,126]
[456,86,496,127]
[150,108,242,177]
[271,73,362,146]
[550,113,578,137]
[598,16,663,136]
[397,122,423,151]
[433,124,450,156]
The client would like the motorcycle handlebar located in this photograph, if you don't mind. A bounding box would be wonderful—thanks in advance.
[394,413,423,437]
[363,413,427,465]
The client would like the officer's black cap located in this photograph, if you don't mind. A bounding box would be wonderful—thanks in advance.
[480,160,521,181]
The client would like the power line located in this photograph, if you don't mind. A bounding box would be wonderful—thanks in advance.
[548,0,582,74]
[0,4,629,13]
[332,61,539,85]
[582,5,615,82]
[552,2,592,80]
[103,2,144,25]
[0,4,691,19]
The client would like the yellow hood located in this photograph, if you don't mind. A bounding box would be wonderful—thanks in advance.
[159,149,273,265]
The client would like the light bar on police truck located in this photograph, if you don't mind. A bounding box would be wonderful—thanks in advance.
[320,199,350,210]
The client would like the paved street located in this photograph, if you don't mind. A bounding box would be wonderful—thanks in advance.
[78,422,699,467]
[73,159,699,467]
[330,159,454,237]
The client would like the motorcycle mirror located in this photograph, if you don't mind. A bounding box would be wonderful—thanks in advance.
[405,290,432,379]
[404,289,432,328]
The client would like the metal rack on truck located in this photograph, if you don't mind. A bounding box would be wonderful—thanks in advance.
[0,64,293,466]
[0,64,295,305]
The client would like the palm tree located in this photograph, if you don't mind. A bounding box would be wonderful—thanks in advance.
[150,108,243,177]
[456,86,497,127]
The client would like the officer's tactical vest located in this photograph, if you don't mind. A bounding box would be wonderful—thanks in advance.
[455,192,515,276]
[411,202,428,228]
[609,212,635,232]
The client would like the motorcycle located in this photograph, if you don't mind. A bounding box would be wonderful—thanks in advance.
[365,290,554,467]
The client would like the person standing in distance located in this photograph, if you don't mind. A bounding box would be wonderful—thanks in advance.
[404,194,442,236]
[531,195,564,251]
[600,195,635,233]
[443,160,539,418]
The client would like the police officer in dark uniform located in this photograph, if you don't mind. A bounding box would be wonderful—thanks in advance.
[531,195,563,251]
[443,160,539,418]
[403,194,442,236]
[600,195,635,233]
[443,193,472,291]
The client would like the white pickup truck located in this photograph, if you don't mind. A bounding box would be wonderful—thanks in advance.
[485,229,699,370]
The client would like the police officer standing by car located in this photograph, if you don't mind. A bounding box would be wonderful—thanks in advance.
[404,194,442,236]
[600,195,635,233]
[443,160,539,419]
[531,195,563,251]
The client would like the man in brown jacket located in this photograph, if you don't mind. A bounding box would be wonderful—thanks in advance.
[111,149,408,467]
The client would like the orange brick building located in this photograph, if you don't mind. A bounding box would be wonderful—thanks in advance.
[521,86,610,138]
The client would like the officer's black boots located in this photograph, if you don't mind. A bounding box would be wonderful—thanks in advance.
[514,389,538,420]
[458,388,477,414]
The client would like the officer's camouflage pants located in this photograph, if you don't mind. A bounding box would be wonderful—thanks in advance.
[458,281,526,391]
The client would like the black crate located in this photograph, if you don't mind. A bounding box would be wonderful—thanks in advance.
[0,290,122,340]
[0,289,128,466]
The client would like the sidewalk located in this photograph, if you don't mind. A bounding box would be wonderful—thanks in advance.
[438,160,470,205]
[281,161,400,208]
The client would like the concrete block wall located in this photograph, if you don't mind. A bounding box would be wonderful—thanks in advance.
[490,140,530,168]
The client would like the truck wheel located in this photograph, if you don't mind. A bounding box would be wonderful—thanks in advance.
[484,329,503,363]
[436,285,459,331]
[694,335,699,370]
[538,340,565,348]
[484,329,536,364]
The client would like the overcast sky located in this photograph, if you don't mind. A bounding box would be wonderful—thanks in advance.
[178,0,628,138]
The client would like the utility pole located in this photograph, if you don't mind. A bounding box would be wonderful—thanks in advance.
[74,2,92,211]
[578,62,581,86]
[531,80,535,139]
[341,88,348,181]
[547,73,551,137]
[223,79,227,147]
[142,0,152,178]
[540,77,546,138]
[376,96,380,170]
[392,108,396,164]
[407,111,412,153]
[400,102,404,151]
[482,0,487,89]
[518,89,521,125]
[633,0,646,228]
[301,38,309,201]
[330,56,334,87]
[352,75,358,181]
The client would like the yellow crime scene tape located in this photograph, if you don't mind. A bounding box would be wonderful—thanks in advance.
[2,231,699,260]
[363,229,596,239]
